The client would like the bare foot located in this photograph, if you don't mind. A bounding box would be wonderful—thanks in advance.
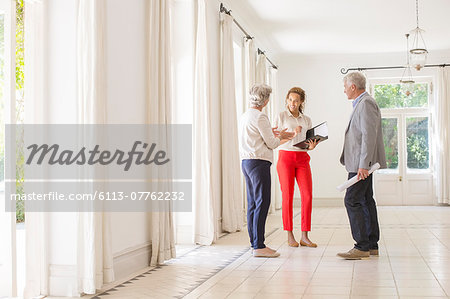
[300,232,317,247]
[287,231,299,247]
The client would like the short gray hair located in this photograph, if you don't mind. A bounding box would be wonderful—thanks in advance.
[344,72,366,90]
[249,84,272,107]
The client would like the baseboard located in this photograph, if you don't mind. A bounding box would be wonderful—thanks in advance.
[113,242,151,281]
[48,244,153,296]
[294,197,343,208]
[48,264,78,297]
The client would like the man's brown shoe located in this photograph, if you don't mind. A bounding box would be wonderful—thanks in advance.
[337,248,370,260]
[369,249,379,256]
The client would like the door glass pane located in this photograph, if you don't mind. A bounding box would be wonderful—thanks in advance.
[406,117,429,169]
[374,83,428,109]
[381,118,398,170]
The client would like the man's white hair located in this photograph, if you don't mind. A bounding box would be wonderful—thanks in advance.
[344,72,366,90]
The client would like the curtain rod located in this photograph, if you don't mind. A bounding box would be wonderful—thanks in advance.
[257,48,278,70]
[220,3,278,70]
[341,64,450,74]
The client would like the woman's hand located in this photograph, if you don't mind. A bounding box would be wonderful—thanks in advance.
[294,126,302,134]
[279,128,295,140]
[272,126,280,137]
[306,138,319,150]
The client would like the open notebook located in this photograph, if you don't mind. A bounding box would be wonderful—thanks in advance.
[293,121,328,149]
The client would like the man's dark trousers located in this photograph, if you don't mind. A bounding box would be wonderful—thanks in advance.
[344,173,380,251]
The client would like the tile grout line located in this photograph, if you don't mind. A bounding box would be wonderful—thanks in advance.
[387,209,402,299]
[223,211,299,298]
[423,225,450,297]
[180,246,251,298]
[302,208,336,299]
[405,222,449,298]
[193,220,283,298]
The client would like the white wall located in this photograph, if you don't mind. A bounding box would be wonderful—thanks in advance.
[105,0,153,278]
[106,0,147,124]
[277,50,450,201]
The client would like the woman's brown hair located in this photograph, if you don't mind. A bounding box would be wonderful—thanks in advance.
[286,87,306,114]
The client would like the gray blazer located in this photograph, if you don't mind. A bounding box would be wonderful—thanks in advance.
[340,92,387,173]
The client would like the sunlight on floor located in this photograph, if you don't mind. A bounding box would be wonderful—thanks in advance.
[76,206,450,299]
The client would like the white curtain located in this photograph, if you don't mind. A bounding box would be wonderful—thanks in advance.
[193,0,216,245]
[256,54,281,213]
[76,0,114,294]
[436,68,450,205]
[146,0,176,265]
[23,1,49,297]
[244,38,256,96]
[268,67,282,212]
[256,53,269,117]
[220,13,243,233]
[256,52,267,85]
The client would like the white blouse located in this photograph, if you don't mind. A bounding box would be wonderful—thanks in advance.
[239,108,281,163]
[274,110,312,152]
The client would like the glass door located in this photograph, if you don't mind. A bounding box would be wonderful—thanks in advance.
[372,79,433,205]
[375,116,403,205]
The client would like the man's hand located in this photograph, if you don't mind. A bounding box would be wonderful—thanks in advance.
[357,168,369,180]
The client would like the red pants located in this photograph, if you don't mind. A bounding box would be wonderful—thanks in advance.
[277,150,312,232]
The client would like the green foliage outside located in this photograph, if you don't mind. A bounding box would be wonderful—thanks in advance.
[16,0,25,223]
[0,2,23,222]
[374,83,428,109]
[381,118,398,169]
[406,117,429,169]
[375,83,429,171]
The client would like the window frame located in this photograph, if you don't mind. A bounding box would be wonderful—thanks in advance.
[369,76,434,174]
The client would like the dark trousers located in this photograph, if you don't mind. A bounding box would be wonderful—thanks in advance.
[242,159,271,249]
[344,173,380,251]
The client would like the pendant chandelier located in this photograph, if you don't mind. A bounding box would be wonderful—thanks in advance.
[400,34,415,96]
[409,0,428,70]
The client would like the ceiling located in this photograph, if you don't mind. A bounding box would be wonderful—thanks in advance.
[229,0,450,55]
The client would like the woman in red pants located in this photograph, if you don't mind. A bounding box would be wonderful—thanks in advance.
[275,87,318,248]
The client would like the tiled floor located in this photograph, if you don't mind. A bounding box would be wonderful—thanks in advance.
[91,206,450,299]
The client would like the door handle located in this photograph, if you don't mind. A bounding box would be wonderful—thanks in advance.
[399,176,402,182]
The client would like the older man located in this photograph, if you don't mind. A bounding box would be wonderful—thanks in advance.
[337,72,387,260]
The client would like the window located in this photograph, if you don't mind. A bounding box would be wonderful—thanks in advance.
[372,79,432,172]
[374,83,428,109]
